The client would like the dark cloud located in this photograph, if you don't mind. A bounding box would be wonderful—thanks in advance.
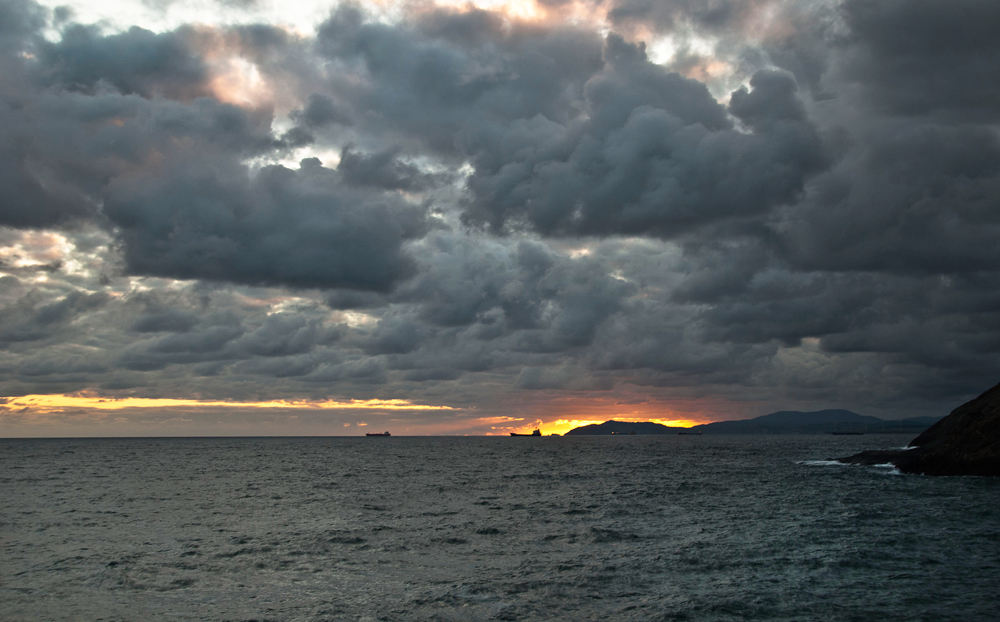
[290,93,353,128]
[462,37,826,236]
[234,313,338,357]
[0,0,44,50]
[40,24,208,99]
[105,158,426,290]
[18,349,110,377]
[728,69,805,127]
[130,309,200,333]
[337,145,448,191]
[4,0,1000,430]
[324,289,387,310]
[776,123,1000,274]
[836,0,1000,119]
[34,290,109,325]
[105,161,423,291]
[315,4,605,151]
[0,6,427,293]
[0,290,110,345]
[515,364,613,390]
[401,367,462,381]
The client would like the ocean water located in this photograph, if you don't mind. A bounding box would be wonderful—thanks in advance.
[2,435,999,621]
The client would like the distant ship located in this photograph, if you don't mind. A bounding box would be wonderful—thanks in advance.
[510,429,542,437]
[365,431,391,437]
[677,430,703,435]
[831,424,866,435]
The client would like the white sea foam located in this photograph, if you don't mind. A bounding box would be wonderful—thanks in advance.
[797,460,848,466]
[873,462,904,475]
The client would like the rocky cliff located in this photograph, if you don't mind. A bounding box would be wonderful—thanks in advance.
[838,382,1000,476]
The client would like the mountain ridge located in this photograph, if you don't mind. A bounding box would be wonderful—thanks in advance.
[564,411,941,435]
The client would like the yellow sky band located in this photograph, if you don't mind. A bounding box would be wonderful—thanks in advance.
[2,395,458,412]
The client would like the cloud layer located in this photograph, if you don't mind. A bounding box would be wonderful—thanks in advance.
[3,0,1000,434]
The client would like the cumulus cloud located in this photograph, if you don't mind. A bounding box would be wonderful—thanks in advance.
[3,0,1000,434]
[105,157,427,290]
[450,35,827,237]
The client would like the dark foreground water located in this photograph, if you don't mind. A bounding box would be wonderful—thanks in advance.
[2,435,999,621]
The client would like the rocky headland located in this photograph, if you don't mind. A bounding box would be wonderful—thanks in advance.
[838,382,1000,476]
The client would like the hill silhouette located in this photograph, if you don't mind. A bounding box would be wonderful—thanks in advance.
[564,420,683,435]
[690,410,938,435]
[564,411,939,435]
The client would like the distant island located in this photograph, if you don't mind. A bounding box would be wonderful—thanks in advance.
[565,410,941,436]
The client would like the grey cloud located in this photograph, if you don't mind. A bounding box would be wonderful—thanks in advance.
[587,35,731,131]
[40,24,208,99]
[234,313,338,357]
[395,234,632,350]
[17,349,109,376]
[0,276,22,294]
[130,309,200,333]
[364,313,430,355]
[316,5,605,151]
[836,0,1000,119]
[151,324,244,354]
[305,357,388,384]
[0,12,428,290]
[462,38,826,237]
[114,308,245,369]
[0,290,110,345]
[0,99,102,228]
[337,145,448,191]
[192,361,228,377]
[34,290,109,325]
[0,0,44,50]
[230,354,322,378]
[401,368,462,381]
[4,0,1000,419]
[777,123,1000,274]
[728,69,805,127]
[346,234,641,386]
[105,158,427,291]
[515,364,613,390]
[394,235,542,328]
[291,93,353,128]
[324,289,387,310]
[0,89,276,230]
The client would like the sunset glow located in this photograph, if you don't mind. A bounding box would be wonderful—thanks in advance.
[1,394,457,413]
[498,416,701,436]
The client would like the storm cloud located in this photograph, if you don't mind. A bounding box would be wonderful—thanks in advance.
[2,0,1000,435]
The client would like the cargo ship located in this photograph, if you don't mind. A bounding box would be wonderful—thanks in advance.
[365,431,391,436]
[510,429,542,437]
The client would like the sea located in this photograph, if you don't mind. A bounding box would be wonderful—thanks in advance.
[2,435,999,621]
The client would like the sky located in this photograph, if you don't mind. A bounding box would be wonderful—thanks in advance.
[1,0,999,436]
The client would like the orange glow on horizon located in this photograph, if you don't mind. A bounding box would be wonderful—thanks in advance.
[1,394,457,414]
[490,390,724,435]
[500,417,702,436]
